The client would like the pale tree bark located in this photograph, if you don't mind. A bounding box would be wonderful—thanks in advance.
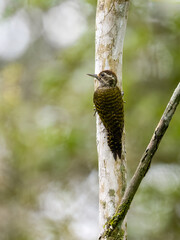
[95,0,129,239]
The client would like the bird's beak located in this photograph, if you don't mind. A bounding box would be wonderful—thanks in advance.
[87,73,99,80]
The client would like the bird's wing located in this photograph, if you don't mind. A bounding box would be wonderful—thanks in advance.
[93,86,124,134]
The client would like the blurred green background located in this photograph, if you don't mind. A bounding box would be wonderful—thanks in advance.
[0,0,179,240]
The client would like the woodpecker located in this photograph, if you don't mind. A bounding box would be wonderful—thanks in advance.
[87,70,124,160]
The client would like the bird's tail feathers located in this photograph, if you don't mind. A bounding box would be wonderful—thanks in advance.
[108,133,122,160]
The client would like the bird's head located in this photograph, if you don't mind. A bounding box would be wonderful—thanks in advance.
[87,70,117,87]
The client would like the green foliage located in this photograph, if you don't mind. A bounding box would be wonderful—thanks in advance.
[0,0,179,240]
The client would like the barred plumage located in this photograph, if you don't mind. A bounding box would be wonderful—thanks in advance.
[88,70,124,160]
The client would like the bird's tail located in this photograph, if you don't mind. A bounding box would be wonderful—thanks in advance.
[107,133,122,160]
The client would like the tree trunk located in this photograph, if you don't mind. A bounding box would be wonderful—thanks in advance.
[95,0,129,238]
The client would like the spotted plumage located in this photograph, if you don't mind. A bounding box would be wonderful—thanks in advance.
[87,70,124,160]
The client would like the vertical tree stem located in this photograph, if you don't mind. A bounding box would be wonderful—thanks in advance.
[95,0,129,237]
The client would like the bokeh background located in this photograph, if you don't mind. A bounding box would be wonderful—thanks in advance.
[0,0,179,240]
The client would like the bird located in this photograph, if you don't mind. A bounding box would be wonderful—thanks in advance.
[87,70,124,160]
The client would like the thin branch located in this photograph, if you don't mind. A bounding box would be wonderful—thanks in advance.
[99,82,180,239]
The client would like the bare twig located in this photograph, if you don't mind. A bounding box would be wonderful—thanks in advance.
[99,82,180,239]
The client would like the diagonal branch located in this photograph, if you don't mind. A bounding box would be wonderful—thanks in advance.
[99,82,180,239]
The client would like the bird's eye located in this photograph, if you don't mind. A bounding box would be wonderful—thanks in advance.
[101,73,105,77]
